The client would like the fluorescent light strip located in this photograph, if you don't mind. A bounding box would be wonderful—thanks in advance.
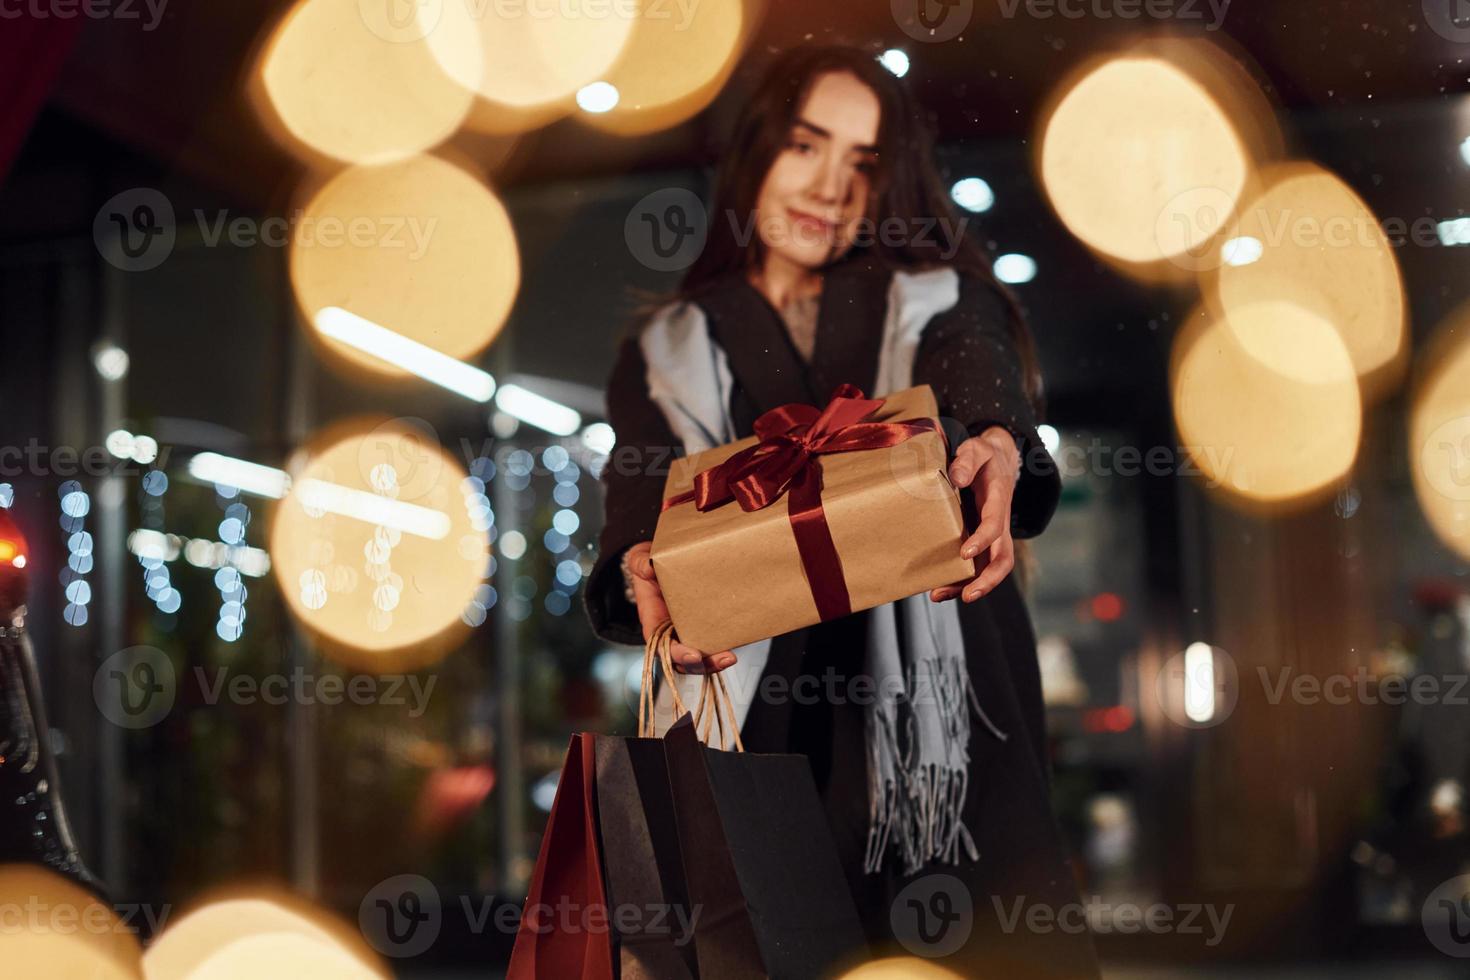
[1183,642,1216,724]
[188,453,291,499]
[495,383,582,436]
[296,478,450,540]
[1437,217,1470,247]
[314,306,496,403]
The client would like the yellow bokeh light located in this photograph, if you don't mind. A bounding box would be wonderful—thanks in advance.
[289,154,520,381]
[1171,302,1361,509]
[421,0,636,109]
[1206,162,1406,401]
[269,419,490,672]
[1411,308,1470,560]
[183,934,382,980]
[1037,41,1272,278]
[839,957,963,979]
[254,0,472,166]
[185,933,383,980]
[582,0,746,136]
[0,864,142,980]
[462,94,572,136]
[142,890,387,980]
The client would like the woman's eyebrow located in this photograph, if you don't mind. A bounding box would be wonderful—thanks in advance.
[793,118,879,154]
[792,119,830,139]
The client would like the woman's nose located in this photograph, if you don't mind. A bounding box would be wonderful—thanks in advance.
[807,159,847,205]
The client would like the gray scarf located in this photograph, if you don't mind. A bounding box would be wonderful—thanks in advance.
[642,268,1003,874]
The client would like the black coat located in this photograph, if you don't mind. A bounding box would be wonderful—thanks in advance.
[584,257,1099,978]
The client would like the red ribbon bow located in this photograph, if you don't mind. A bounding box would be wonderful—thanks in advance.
[662,384,940,624]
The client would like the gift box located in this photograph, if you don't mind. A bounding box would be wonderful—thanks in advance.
[650,383,976,653]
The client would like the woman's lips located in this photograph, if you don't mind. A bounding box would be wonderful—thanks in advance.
[788,208,837,239]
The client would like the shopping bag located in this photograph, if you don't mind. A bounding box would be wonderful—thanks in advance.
[510,620,701,979]
[656,628,870,978]
[506,733,613,980]
[593,736,698,979]
[511,619,868,979]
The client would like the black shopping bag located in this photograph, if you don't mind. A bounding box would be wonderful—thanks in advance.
[593,735,698,980]
[664,707,869,978]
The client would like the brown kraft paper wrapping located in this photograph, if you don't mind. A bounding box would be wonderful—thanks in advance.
[650,384,976,653]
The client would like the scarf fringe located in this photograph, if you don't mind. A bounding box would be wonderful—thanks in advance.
[864,655,994,874]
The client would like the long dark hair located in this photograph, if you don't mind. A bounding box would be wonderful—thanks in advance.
[679,44,1044,410]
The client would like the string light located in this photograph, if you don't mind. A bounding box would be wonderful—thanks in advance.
[460,457,497,628]
[878,49,910,78]
[58,480,91,627]
[212,490,251,641]
[994,253,1037,284]
[950,177,994,213]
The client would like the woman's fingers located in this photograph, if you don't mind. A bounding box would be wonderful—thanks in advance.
[625,543,736,674]
[672,649,738,674]
[631,571,671,639]
[947,436,993,489]
[626,543,657,582]
[930,533,1018,604]
[962,466,1015,555]
[963,536,1015,602]
[960,508,1007,560]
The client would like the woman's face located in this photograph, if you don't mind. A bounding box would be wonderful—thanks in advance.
[752,70,881,274]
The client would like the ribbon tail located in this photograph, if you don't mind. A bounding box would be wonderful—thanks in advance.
[787,462,852,622]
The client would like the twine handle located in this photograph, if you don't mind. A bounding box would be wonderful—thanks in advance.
[638,620,744,752]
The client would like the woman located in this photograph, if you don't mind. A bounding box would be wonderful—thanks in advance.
[585,46,1098,978]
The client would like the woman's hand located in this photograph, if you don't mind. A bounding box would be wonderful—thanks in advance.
[929,426,1021,604]
[624,541,738,674]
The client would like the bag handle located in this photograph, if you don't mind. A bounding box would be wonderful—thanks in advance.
[639,620,744,752]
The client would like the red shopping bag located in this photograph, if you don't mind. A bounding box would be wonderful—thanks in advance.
[506,733,613,980]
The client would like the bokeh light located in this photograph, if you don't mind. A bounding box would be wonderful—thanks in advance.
[255,0,472,166]
[576,81,620,114]
[1037,40,1278,279]
[421,0,636,110]
[1205,162,1406,402]
[460,94,571,137]
[186,933,383,980]
[581,0,746,136]
[1171,301,1361,509]
[878,48,910,78]
[290,154,519,382]
[839,957,963,979]
[269,419,490,671]
[1410,306,1470,560]
[0,864,142,980]
[950,176,994,213]
[142,888,386,980]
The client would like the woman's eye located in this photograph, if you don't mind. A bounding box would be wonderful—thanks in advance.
[786,138,816,154]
